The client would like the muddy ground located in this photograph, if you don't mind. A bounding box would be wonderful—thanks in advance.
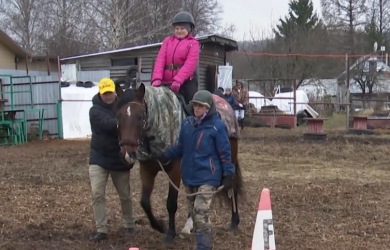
[0,128,390,250]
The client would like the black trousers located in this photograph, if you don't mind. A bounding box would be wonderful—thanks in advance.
[179,77,198,104]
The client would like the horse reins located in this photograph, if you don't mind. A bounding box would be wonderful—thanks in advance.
[118,101,148,151]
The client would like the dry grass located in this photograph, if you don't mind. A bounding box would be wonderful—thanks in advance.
[0,129,390,249]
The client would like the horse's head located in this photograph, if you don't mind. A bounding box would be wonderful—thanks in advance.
[116,83,147,166]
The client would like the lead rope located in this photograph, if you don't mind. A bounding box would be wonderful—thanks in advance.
[156,159,224,197]
[156,159,237,213]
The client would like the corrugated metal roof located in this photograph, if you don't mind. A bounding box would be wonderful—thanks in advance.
[60,34,238,61]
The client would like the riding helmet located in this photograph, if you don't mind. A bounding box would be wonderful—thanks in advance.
[172,11,195,29]
[190,90,213,109]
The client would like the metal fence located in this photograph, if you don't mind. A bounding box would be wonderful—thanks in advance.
[0,72,61,138]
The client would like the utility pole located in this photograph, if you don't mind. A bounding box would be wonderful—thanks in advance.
[345,54,350,130]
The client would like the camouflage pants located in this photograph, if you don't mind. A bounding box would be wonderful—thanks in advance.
[186,185,216,233]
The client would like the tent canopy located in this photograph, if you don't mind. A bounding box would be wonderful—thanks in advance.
[61,83,98,139]
[248,91,272,112]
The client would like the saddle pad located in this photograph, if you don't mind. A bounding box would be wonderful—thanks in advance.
[143,86,185,156]
[213,94,240,139]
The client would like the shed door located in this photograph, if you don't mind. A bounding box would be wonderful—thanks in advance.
[206,65,218,93]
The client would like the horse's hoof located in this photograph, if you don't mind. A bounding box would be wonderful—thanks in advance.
[230,225,239,235]
[165,241,174,249]
[165,231,175,249]
[152,219,166,234]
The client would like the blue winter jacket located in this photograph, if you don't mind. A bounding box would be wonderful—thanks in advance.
[163,108,235,187]
[224,94,238,110]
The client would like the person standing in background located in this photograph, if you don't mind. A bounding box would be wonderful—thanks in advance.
[233,80,249,130]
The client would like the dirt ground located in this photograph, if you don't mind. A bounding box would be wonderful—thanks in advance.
[1,127,390,250]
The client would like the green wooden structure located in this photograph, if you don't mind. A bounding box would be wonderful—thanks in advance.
[0,74,44,145]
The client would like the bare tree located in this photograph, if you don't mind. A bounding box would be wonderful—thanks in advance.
[270,0,325,87]
[0,0,47,54]
[83,0,223,49]
[0,0,224,55]
[321,0,367,54]
[217,22,236,39]
[182,0,222,35]
[38,0,100,57]
[134,0,181,44]
[365,0,390,50]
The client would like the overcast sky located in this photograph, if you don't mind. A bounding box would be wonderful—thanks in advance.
[220,0,322,40]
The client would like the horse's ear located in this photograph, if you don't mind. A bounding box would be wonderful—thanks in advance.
[114,80,124,97]
[135,83,146,100]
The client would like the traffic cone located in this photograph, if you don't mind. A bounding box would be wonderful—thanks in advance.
[251,188,276,250]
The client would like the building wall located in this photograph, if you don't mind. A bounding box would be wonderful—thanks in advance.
[62,43,228,91]
[199,43,225,90]
[17,58,58,74]
[0,42,17,69]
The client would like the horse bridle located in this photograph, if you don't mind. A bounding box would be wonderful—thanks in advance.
[118,101,148,153]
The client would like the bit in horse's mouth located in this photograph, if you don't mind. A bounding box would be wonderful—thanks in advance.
[124,152,136,165]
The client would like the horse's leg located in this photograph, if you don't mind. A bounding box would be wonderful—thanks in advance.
[229,188,240,233]
[139,162,166,233]
[229,138,240,233]
[165,160,181,246]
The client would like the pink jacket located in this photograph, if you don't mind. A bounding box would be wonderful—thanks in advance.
[152,34,199,85]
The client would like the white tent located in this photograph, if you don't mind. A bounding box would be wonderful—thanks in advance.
[271,90,309,114]
[61,83,98,139]
[248,91,272,112]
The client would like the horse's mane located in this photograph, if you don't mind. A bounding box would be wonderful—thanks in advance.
[116,89,136,110]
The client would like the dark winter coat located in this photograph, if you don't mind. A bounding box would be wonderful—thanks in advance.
[224,94,239,110]
[89,94,129,171]
[163,105,235,187]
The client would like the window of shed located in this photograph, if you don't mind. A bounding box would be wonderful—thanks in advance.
[111,58,137,66]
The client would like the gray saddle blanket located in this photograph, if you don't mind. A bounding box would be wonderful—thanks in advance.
[137,87,240,160]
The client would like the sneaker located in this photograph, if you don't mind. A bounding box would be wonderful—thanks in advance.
[89,232,108,242]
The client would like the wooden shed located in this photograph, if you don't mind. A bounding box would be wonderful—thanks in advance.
[60,34,238,91]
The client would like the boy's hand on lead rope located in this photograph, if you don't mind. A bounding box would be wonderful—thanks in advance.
[221,174,234,191]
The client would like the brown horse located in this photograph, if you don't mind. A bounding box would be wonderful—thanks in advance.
[115,83,243,246]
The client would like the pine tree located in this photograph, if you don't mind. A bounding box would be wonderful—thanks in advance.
[274,0,319,39]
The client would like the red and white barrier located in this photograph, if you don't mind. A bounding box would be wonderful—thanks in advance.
[251,188,276,250]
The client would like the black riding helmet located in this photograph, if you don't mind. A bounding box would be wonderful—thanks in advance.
[172,11,195,29]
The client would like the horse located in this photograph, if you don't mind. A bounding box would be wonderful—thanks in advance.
[115,83,243,247]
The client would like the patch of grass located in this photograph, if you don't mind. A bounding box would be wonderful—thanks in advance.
[324,112,347,130]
